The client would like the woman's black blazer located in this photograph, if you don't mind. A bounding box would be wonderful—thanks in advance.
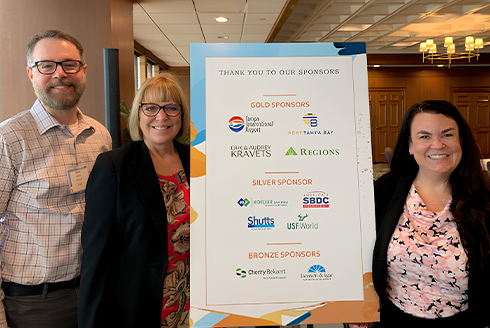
[373,170,490,327]
[78,140,190,328]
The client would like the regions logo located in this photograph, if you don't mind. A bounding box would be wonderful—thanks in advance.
[287,213,319,230]
[248,216,275,230]
[229,116,245,132]
[285,147,340,156]
[229,116,274,134]
[231,145,271,158]
[303,113,318,127]
[285,147,297,156]
[301,264,333,281]
[236,267,286,280]
[237,198,289,207]
[303,191,329,208]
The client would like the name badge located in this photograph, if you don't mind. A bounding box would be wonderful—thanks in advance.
[67,167,89,193]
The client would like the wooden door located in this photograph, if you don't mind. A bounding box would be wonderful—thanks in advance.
[453,91,490,158]
[369,90,405,162]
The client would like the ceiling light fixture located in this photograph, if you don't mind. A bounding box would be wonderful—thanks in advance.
[215,16,229,23]
[420,35,483,68]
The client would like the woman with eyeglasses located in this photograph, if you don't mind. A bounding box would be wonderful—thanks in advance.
[78,74,190,328]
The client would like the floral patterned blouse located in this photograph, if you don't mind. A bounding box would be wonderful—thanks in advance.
[386,184,468,319]
[158,169,190,328]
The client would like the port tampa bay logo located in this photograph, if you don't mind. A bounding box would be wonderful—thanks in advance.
[303,113,318,127]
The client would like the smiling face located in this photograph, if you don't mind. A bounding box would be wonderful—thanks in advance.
[409,113,463,179]
[139,100,182,150]
[27,38,87,113]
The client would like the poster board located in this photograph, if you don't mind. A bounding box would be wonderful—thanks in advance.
[189,43,378,327]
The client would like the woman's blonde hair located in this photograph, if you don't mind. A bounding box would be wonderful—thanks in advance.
[128,73,189,142]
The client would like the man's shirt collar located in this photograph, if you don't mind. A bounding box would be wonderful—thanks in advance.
[30,99,92,135]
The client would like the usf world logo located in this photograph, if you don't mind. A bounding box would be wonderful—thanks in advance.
[236,268,246,278]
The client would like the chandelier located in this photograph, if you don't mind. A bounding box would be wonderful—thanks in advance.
[420,36,483,68]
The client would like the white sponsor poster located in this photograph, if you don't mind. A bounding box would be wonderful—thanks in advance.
[190,43,378,327]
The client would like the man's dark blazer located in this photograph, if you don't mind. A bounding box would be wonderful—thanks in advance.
[373,170,490,327]
[78,140,190,328]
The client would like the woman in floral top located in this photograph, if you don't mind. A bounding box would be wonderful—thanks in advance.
[351,101,490,328]
[79,74,190,328]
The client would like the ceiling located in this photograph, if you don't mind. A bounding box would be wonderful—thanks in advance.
[133,0,490,68]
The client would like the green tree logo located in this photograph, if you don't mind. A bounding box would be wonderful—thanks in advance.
[285,147,298,156]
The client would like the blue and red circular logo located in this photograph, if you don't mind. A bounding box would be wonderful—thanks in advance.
[229,116,244,132]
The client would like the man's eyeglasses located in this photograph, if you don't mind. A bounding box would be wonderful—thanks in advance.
[140,103,182,117]
[29,60,84,75]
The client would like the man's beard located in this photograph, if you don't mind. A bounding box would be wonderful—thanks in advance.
[33,76,86,111]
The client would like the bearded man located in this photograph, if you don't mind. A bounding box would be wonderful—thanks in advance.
[0,30,112,328]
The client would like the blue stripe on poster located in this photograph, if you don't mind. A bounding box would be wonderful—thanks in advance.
[286,311,312,326]
[193,312,228,328]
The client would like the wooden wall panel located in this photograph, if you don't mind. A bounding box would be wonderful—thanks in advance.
[0,0,135,127]
[0,0,112,124]
[110,0,134,111]
[368,68,490,109]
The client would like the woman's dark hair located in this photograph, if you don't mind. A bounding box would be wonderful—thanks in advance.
[391,100,490,271]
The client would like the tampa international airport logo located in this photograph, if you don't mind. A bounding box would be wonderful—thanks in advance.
[228,116,274,134]
[229,116,245,132]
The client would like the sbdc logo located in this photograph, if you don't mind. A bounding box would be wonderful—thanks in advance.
[303,191,329,208]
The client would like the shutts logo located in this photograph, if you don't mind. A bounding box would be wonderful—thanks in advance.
[229,116,245,132]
